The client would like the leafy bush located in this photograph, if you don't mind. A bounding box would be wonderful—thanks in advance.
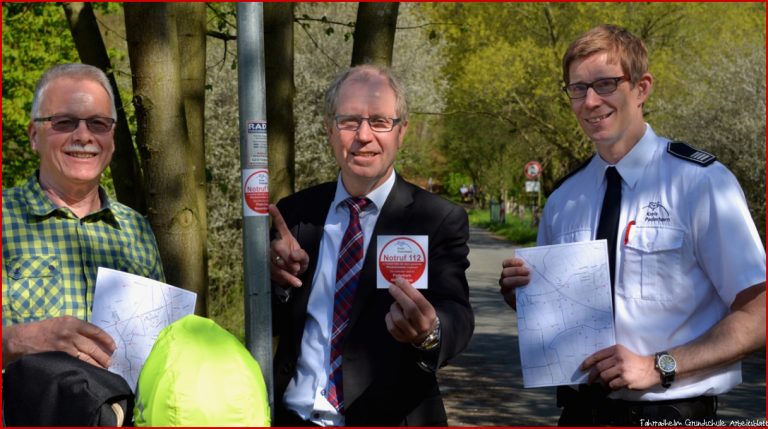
[466,207,537,245]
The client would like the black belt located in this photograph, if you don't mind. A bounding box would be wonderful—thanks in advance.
[556,385,717,426]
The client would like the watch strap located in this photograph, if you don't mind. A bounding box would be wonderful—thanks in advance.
[655,351,676,388]
[413,317,441,351]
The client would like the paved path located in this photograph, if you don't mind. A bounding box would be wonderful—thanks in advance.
[438,226,766,426]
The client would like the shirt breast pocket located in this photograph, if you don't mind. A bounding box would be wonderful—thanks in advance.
[109,247,159,280]
[623,226,685,301]
[7,253,64,322]
[552,228,592,244]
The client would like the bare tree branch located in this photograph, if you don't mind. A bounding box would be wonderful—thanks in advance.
[207,30,236,41]
[295,17,341,68]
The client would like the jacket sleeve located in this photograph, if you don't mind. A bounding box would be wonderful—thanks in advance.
[422,203,474,370]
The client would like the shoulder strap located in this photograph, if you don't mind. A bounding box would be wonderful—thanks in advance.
[666,141,716,167]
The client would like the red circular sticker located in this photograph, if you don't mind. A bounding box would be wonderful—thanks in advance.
[378,237,426,283]
[244,170,269,214]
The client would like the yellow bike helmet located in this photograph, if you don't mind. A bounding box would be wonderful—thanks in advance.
[134,315,270,426]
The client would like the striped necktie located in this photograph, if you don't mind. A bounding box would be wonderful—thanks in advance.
[327,197,371,412]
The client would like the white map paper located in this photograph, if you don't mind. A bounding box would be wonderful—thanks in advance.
[92,267,197,391]
[514,240,615,388]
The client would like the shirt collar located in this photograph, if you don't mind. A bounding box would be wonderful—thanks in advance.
[332,170,396,215]
[23,171,120,227]
[23,172,60,217]
[591,123,658,190]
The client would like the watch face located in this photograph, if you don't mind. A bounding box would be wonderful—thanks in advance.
[658,354,677,373]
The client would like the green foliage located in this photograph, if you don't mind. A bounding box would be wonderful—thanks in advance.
[467,207,538,246]
[2,4,79,187]
[207,2,236,36]
[443,171,472,200]
[650,3,766,239]
[419,3,765,238]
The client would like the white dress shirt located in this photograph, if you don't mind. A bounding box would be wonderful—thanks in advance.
[539,124,766,400]
[283,171,396,426]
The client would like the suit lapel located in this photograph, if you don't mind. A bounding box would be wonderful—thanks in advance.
[290,184,335,349]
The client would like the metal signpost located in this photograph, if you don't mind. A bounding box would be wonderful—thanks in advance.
[237,2,273,413]
[524,160,542,225]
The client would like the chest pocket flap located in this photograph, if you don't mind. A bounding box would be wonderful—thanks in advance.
[6,253,63,322]
[625,226,684,253]
[623,225,686,302]
[10,256,60,280]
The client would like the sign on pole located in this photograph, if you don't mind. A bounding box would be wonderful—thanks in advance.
[237,2,273,413]
[525,180,541,193]
[524,160,542,180]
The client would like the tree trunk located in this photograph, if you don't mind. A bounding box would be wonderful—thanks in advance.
[62,2,146,214]
[175,2,209,316]
[351,3,399,67]
[124,3,207,315]
[264,3,295,200]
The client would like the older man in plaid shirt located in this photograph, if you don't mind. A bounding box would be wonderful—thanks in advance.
[2,64,164,370]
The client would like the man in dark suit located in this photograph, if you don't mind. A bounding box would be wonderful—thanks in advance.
[269,65,474,426]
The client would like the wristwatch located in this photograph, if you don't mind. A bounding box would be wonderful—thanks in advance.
[655,351,677,388]
[414,317,441,351]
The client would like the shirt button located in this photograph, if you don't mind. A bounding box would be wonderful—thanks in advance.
[321,389,327,396]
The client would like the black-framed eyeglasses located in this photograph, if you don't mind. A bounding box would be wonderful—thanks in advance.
[33,115,116,134]
[563,76,630,99]
[334,115,402,133]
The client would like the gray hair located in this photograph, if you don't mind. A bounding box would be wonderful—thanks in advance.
[323,64,409,128]
[30,63,117,120]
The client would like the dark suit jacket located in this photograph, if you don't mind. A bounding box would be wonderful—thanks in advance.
[272,175,474,426]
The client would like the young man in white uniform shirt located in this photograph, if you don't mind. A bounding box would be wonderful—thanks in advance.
[499,24,765,425]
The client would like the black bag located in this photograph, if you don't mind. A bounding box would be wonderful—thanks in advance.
[3,351,134,426]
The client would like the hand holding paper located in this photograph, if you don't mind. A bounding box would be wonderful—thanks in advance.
[385,277,437,344]
[91,268,196,391]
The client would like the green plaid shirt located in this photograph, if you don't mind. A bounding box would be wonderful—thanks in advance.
[3,172,165,325]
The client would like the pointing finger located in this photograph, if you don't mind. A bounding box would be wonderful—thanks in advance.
[269,204,294,241]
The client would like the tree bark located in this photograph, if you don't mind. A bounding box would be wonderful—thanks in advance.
[264,3,296,201]
[124,3,207,315]
[175,2,209,316]
[351,3,400,67]
[62,2,146,214]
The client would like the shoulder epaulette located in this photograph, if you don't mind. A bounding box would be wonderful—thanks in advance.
[550,155,594,196]
[666,141,716,167]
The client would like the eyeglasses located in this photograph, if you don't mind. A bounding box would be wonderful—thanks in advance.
[33,115,116,134]
[334,115,402,133]
[563,76,629,99]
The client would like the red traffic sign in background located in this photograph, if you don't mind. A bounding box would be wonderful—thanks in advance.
[524,160,542,179]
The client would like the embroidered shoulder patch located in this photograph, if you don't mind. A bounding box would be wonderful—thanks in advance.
[667,141,716,167]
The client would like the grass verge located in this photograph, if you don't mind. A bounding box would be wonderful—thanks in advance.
[466,207,538,246]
